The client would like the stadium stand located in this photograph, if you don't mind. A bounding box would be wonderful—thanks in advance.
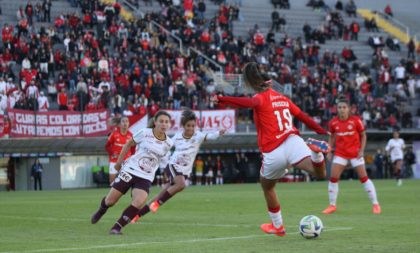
[0,0,419,133]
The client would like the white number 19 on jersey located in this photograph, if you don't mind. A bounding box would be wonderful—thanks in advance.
[274,109,293,131]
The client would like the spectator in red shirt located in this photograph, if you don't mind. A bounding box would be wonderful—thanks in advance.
[384,4,393,17]
[58,88,68,110]
[148,99,160,118]
[253,31,265,52]
[2,115,11,138]
[350,21,360,41]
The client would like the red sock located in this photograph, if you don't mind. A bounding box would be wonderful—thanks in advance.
[268,206,281,213]
[330,177,339,183]
[359,176,368,183]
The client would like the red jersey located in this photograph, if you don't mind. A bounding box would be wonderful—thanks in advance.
[219,88,327,153]
[328,115,365,159]
[105,129,133,163]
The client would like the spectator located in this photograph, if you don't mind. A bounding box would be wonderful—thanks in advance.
[197,0,206,20]
[215,155,225,185]
[342,47,357,62]
[25,1,34,26]
[271,11,280,32]
[384,4,393,17]
[2,115,11,138]
[272,0,281,9]
[17,6,25,21]
[404,147,416,178]
[386,37,401,51]
[58,88,68,110]
[350,21,359,41]
[335,0,343,11]
[235,152,248,183]
[374,149,385,178]
[37,91,49,111]
[43,0,52,22]
[344,0,357,17]
[31,159,43,191]
[394,64,406,83]
[407,39,416,59]
[365,17,378,32]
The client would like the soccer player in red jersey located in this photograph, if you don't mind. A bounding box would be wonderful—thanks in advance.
[322,96,381,215]
[105,116,133,184]
[211,62,330,237]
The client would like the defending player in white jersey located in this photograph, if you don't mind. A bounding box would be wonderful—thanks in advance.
[385,130,405,186]
[131,110,226,223]
[91,111,173,235]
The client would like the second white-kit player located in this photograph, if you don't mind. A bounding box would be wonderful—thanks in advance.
[132,110,226,222]
[385,130,405,186]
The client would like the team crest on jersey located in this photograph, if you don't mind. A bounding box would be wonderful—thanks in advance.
[348,124,353,130]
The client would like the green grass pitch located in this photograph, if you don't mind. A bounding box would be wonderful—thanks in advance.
[1,180,419,253]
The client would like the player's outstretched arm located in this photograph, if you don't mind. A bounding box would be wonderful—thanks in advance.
[295,111,328,135]
[115,138,136,171]
[211,95,261,108]
[205,128,227,141]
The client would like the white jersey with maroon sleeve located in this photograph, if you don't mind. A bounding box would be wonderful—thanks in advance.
[169,131,209,176]
[121,128,173,182]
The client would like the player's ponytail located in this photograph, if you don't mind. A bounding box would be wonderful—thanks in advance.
[243,62,271,93]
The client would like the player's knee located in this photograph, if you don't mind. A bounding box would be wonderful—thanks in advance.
[174,178,186,192]
[131,199,145,209]
[176,183,186,192]
[105,197,116,207]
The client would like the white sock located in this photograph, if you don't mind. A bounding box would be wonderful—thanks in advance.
[311,151,324,163]
[268,209,283,228]
[362,179,379,205]
[220,178,223,185]
[328,181,339,206]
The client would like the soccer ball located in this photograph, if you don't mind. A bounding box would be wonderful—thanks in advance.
[299,215,323,239]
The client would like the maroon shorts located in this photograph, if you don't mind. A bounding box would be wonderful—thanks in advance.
[164,165,187,184]
[112,170,152,194]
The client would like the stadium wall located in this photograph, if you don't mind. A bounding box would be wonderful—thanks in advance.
[1,132,419,191]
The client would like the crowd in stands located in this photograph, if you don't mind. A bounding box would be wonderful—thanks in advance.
[0,0,420,135]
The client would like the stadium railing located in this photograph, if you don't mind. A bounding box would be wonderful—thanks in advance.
[358,9,411,43]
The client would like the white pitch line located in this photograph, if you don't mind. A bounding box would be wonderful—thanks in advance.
[0,215,252,228]
[0,227,353,253]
